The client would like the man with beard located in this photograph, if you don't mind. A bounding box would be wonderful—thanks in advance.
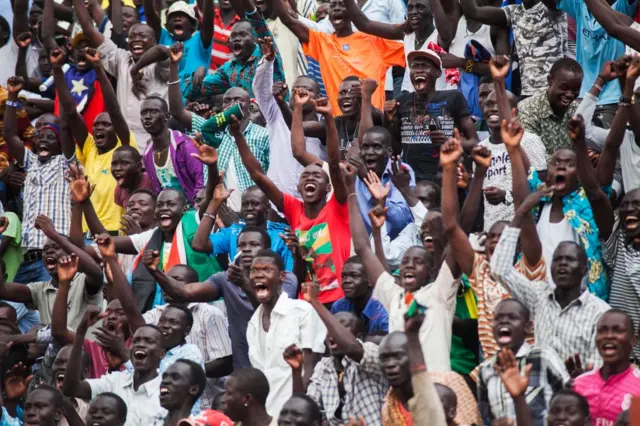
[72,0,169,150]
[573,310,640,426]
[246,249,326,416]
[52,45,136,237]
[385,50,479,182]
[3,77,76,283]
[62,306,168,426]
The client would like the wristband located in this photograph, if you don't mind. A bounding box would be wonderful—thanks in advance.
[619,102,631,107]
[167,79,180,85]
[203,212,217,220]
[593,83,603,92]
[465,59,474,73]
[5,100,22,108]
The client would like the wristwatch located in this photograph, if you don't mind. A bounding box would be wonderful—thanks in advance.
[504,191,513,206]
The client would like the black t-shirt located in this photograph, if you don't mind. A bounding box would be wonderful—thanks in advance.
[396,90,470,182]
[333,108,384,153]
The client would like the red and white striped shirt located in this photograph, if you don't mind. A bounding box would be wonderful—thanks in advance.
[210,9,240,71]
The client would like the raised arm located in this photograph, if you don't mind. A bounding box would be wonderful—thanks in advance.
[142,0,162,40]
[316,98,348,204]
[200,0,215,48]
[585,0,640,51]
[191,177,232,254]
[50,47,90,147]
[14,34,44,92]
[11,0,30,41]
[432,0,461,49]
[230,118,285,210]
[51,255,80,346]
[291,88,322,167]
[42,0,59,50]
[107,0,122,37]
[85,48,130,145]
[167,43,193,130]
[358,79,378,140]
[72,0,105,46]
[3,77,27,165]
[0,262,32,304]
[343,162,387,283]
[343,0,405,40]
[272,0,310,44]
[130,45,170,76]
[459,0,508,27]
[62,306,101,400]
[496,349,533,426]
[96,234,145,333]
[568,115,614,242]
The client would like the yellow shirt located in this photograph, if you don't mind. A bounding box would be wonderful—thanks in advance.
[100,0,137,8]
[77,133,137,232]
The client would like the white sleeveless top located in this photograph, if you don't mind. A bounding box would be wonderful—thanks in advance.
[448,15,495,58]
[401,30,451,92]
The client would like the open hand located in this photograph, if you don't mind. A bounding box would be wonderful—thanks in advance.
[364,170,390,203]
[495,348,531,398]
[190,132,218,165]
[259,36,275,61]
[213,177,234,204]
[564,353,593,379]
[4,363,33,400]
[57,254,79,282]
[69,164,94,203]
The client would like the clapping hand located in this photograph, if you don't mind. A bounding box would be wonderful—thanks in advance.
[495,348,531,398]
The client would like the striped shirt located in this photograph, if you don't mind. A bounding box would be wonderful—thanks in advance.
[478,343,570,426]
[468,252,545,365]
[490,226,611,367]
[143,302,232,409]
[602,216,640,360]
[573,366,640,425]
[21,149,75,249]
[210,9,240,71]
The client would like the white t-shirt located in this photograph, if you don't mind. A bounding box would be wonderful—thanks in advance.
[448,16,495,59]
[537,203,579,283]
[626,22,640,90]
[476,132,548,231]
[225,157,242,212]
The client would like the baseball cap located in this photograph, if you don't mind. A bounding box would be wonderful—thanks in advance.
[167,1,198,23]
[407,49,442,70]
[177,410,234,426]
[71,32,88,49]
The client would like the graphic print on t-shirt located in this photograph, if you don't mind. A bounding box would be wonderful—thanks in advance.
[296,222,335,287]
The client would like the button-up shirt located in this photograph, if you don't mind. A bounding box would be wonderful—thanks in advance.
[490,226,611,367]
[355,160,415,239]
[518,92,579,156]
[87,371,167,426]
[330,297,389,333]
[188,9,286,99]
[210,8,240,70]
[478,343,569,426]
[21,149,75,250]
[247,293,327,416]
[307,342,388,426]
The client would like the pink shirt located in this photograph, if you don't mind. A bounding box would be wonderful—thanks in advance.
[83,337,132,379]
[573,366,640,426]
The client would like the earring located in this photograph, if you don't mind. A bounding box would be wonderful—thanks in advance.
[244,403,249,407]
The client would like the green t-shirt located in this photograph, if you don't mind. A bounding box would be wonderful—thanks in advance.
[450,275,479,376]
[1,212,23,282]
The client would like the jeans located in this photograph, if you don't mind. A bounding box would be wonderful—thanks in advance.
[13,259,51,284]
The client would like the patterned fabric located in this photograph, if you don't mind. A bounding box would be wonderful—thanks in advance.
[307,342,388,426]
[330,297,389,333]
[429,371,483,425]
[210,8,240,70]
[478,343,570,426]
[503,2,568,96]
[528,169,609,299]
[602,216,640,360]
[381,388,413,426]
[217,122,270,194]
[188,9,286,99]
[518,92,579,156]
[490,226,611,367]
[0,407,21,426]
[21,149,76,249]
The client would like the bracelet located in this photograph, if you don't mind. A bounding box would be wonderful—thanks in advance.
[203,212,217,220]
[593,83,603,92]
[167,79,180,85]
[5,100,22,108]
[348,193,358,199]
[465,59,474,73]
[619,102,631,107]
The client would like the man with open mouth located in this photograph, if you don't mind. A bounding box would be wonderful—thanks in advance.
[84,393,128,426]
[477,298,569,425]
[153,359,207,426]
[573,310,640,426]
[246,249,327,416]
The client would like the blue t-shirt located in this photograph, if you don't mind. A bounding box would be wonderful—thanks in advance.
[159,28,213,95]
[558,0,637,104]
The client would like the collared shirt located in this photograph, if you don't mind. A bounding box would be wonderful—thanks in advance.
[374,263,458,372]
[209,220,294,271]
[355,160,415,240]
[478,343,570,426]
[307,342,388,426]
[330,297,389,333]
[602,216,640,360]
[87,370,167,426]
[143,303,232,408]
[573,366,640,425]
[217,122,270,196]
[21,149,75,250]
[0,407,20,426]
[97,38,169,152]
[27,273,103,331]
[247,293,327,416]
[252,57,324,199]
[189,9,286,99]
[210,8,240,70]
[528,170,609,299]
[490,226,611,367]
[518,92,579,156]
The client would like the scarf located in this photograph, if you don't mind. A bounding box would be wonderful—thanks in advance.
[381,389,413,426]
[427,42,460,87]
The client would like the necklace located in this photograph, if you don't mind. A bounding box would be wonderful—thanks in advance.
[341,119,359,150]
[155,147,168,161]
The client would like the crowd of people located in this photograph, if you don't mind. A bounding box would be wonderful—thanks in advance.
[2,0,640,423]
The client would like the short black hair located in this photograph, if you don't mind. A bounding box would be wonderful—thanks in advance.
[238,226,272,248]
[166,303,194,331]
[416,180,441,198]
[174,359,207,401]
[496,298,531,322]
[479,75,494,86]
[30,383,63,408]
[143,94,169,112]
[342,75,361,84]
[600,308,636,332]
[159,188,187,206]
[230,368,270,406]
[362,126,392,148]
[130,188,157,202]
[288,394,322,422]
[95,392,128,423]
[295,75,321,94]
[168,264,199,284]
[114,145,141,162]
[550,57,583,78]
[343,255,363,268]
[137,323,165,343]
[550,389,590,418]
[253,249,285,272]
